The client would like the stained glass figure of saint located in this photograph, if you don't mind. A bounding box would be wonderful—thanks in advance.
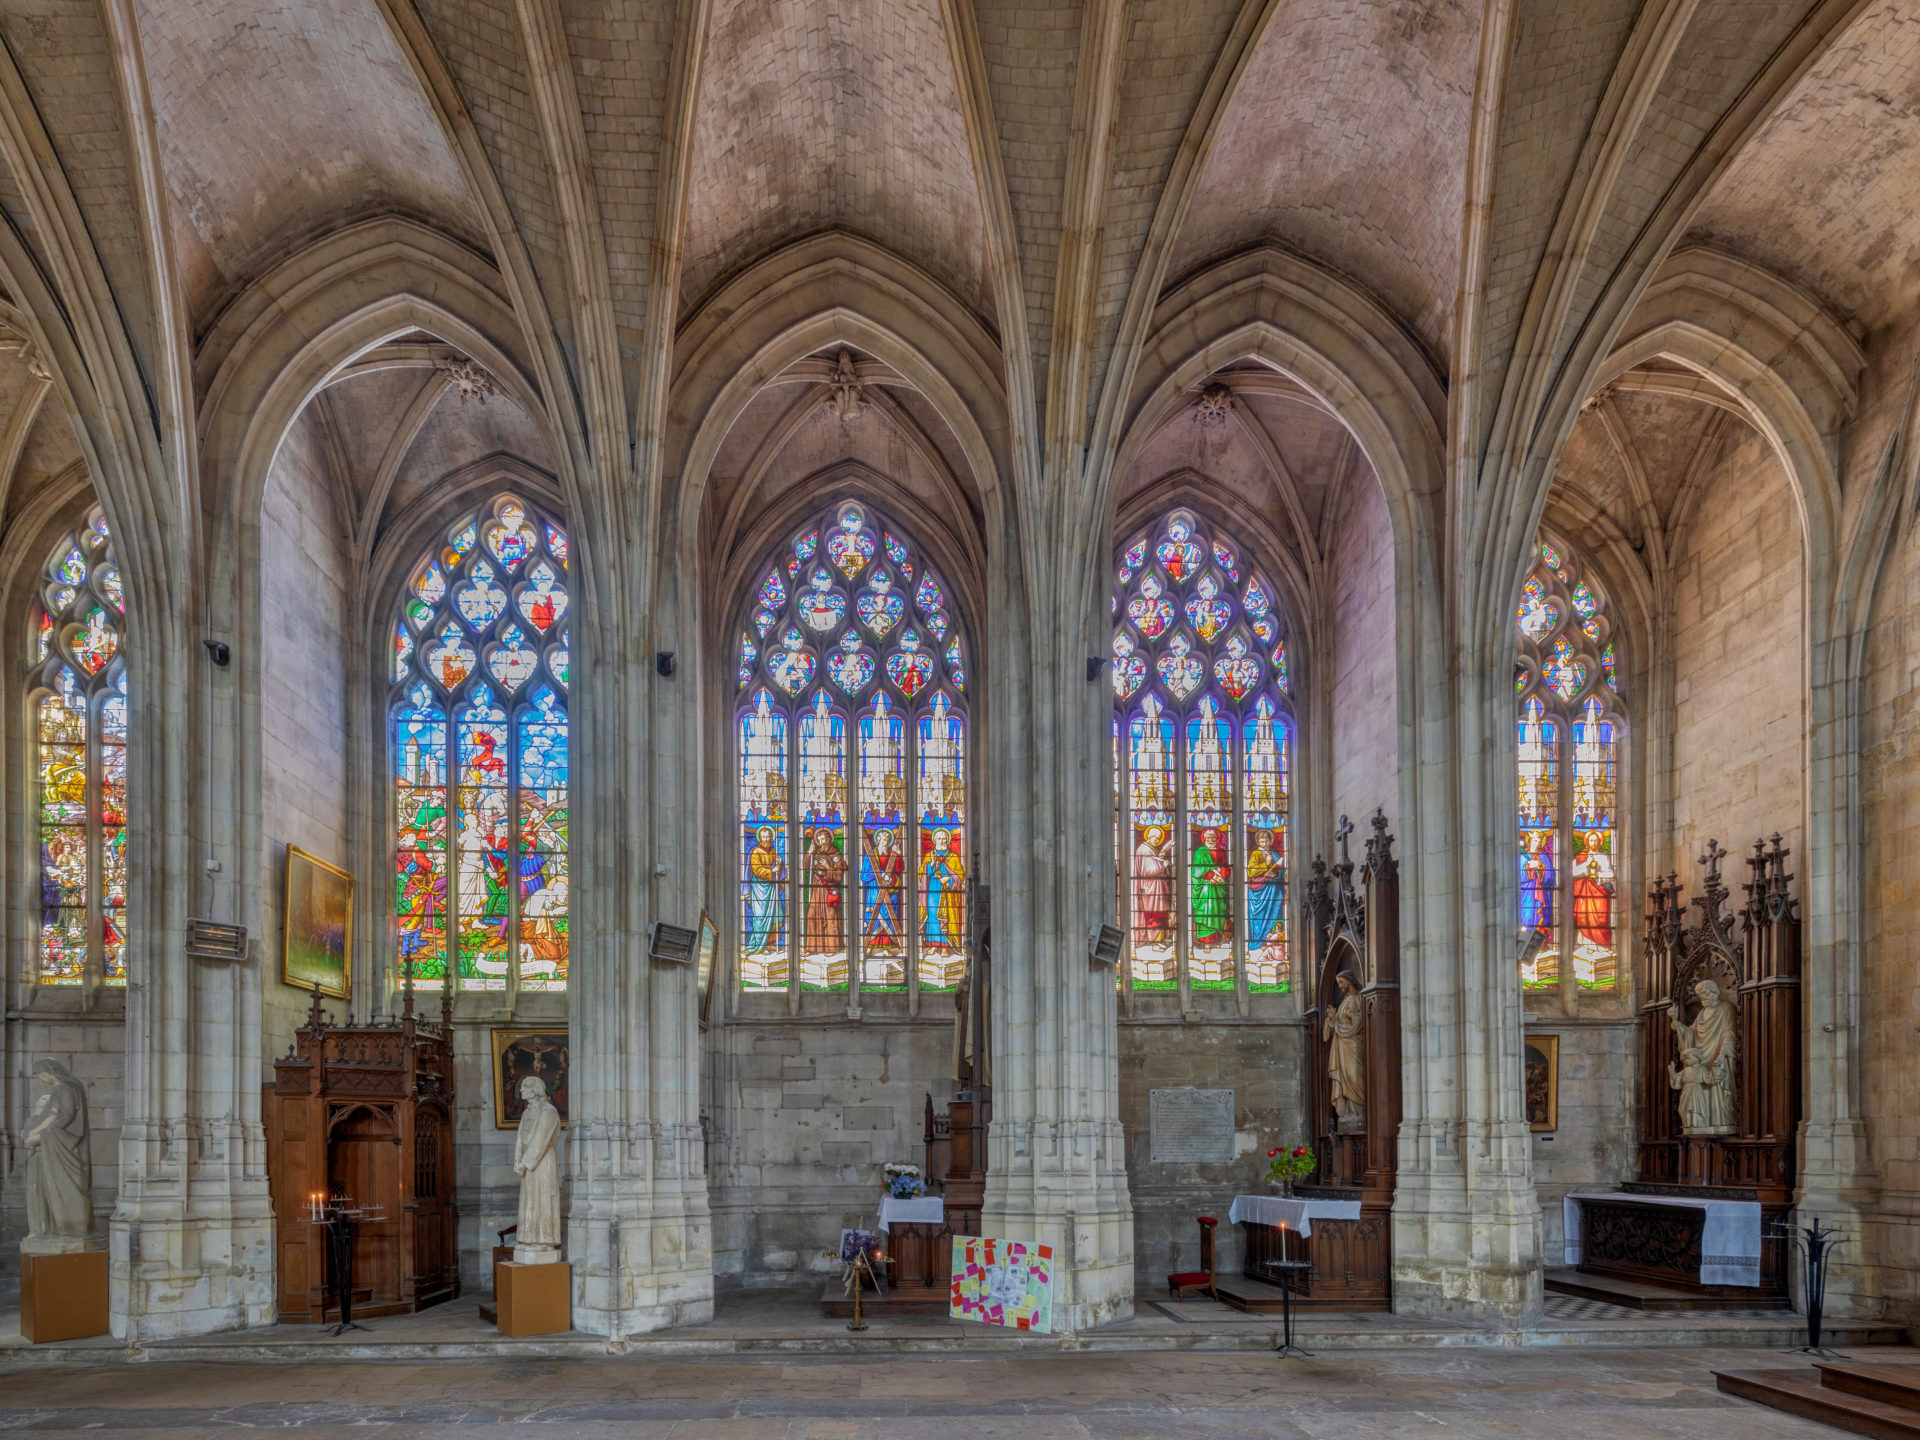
[31,509,130,987]
[1513,538,1622,993]
[1113,510,1293,994]
[732,500,969,997]
[390,494,570,993]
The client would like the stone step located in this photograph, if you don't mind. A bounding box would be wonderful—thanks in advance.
[1819,1365,1920,1413]
[1544,1268,1790,1311]
[1717,1369,1920,1439]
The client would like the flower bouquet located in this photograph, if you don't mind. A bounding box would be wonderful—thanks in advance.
[1264,1143,1315,1196]
[883,1162,926,1200]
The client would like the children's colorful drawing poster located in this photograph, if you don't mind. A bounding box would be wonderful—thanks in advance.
[949,1236,1053,1333]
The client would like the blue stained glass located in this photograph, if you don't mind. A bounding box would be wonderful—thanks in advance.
[770,628,816,694]
[799,569,848,632]
[915,571,944,613]
[944,637,965,688]
[885,533,910,567]
[1242,578,1271,617]
[737,632,758,689]
[886,629,933,697]
[828,529,875,579]
[857,574,906,637]
[829,632,875,694]
[758,569,787,610]
[1212,541,1241,582]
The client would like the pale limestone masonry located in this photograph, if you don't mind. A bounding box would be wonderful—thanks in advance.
[0,0,1915,1344]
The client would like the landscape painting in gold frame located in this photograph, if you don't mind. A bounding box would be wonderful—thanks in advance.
[282,845,352,999]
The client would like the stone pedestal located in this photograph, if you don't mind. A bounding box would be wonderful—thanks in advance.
[496,1259,570,1337]
[21,1247,110,1343]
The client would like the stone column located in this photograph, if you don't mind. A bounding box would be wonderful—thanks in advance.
[979,513,1134,1332]
[110,610,275,1339]
[563,497,714,1337]
[1389,627,1544,1321]
[1796,598,1883,1317]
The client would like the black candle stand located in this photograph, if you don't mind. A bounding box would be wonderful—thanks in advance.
[303,1196,386,1336]
[1770,1214,1849,1357]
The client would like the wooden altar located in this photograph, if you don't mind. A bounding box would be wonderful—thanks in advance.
[1228,811,1399,1313]
[1567,835,1799,1303]
[264,989,461,1322]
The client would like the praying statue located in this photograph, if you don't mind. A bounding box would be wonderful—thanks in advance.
[1669,977,1737,1136]
[23,1057,98,1253]
[512,1075,564,1264]
[1323,969,1366,1130]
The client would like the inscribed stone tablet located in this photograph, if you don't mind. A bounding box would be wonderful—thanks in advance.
[1149,1087,1234,1164]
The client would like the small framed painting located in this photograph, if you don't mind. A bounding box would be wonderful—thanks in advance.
[1525,1032,1560,1132]
[491,1028,570,1128]
[697,909,719,1027]
[282,845,352,999]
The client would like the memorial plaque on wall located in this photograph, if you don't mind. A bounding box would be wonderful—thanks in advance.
[1149,1087,1235,1163]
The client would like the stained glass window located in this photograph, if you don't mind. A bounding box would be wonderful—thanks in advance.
[736,500,969,996]
[31,508,129,985]
[390,496,569,992]
[1114,510,1292,994]
[1514,536,1622,990]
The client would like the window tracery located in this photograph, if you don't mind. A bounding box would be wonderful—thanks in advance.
[390,496,570,993]
[30,507,127,986]
[1112,510,1291,993]
[1515,537,1621,990]
[735,500,968,995]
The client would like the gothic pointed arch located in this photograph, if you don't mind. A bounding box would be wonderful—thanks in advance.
[388,493,571,995]
[1112,506,1292,996]
[1515,533,1624,993]
[732,497,970,999]
[27,506,128,985]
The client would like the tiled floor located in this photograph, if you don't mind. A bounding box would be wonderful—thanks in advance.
[0,1342,1906,1436]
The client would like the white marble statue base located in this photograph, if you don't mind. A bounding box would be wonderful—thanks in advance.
[514,1243,561,1266]
[20,1233,105,1257]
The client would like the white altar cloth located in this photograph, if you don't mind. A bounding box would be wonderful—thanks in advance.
[1226,1194,1363,1238]
[1562,1191,1761,1287]
[876,1196,945,1232]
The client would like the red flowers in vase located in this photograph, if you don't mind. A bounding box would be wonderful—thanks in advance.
[1264,1143,1315,1193]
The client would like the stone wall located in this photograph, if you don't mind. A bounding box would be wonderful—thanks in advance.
[1329,467,1397,826]
[257,416,351,1064]
[1119,1020,1306,1291]
[708,1017,955,1287]
[1668,427,1805,882]
[1524,1020,1637,1260]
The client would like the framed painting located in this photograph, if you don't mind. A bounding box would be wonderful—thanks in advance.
[491,1028,570,1128]
[282,845,352,998]
[697,909,719,1027]
[1525,1032,1560,1132]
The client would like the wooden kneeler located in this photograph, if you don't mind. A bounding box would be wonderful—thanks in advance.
[1167,1216,1220,1301]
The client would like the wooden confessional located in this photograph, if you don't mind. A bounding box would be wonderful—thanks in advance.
[1240,809,1400,1310]
[265,989,461,1322]
[1573,835,1799,1301]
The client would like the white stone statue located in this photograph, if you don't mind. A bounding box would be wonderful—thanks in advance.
[512,1075,564,1264]
[23,1057,99,1254]
[1323,970,1366,1130]
[1669,977,1737,1136]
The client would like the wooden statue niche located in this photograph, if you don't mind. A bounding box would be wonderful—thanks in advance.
[264,986,461,1322]
[1264,808,1400,1309]
[1626,835,1800,1296]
